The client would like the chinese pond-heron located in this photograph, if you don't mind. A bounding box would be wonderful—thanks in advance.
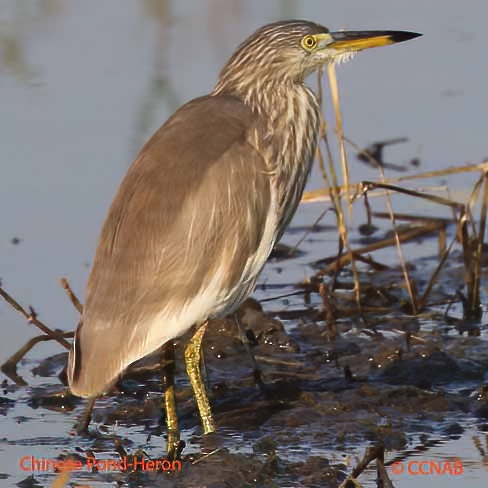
[67,20,420,449]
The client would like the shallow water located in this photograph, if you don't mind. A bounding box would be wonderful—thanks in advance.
[1,1,488,487]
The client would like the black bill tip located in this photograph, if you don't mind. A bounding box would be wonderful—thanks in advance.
[386,31,422,43]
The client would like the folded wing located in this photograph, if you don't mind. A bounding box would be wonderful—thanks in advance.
[68,95,273,397]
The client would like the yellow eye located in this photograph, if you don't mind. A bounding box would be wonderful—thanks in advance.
[302,35,317,50]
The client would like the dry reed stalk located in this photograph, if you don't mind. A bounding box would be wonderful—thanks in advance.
[302,161,488,203]
[362,181,464,210]
[317,221,444,276]
[324,65,363,307]
[60,278,83,313]
[458,171,487,320]
[473,173,488,315]
[358,149,419,313]
[315,67,330,184]
[418,223,459,310]
[303,73,487,319]
[327,63,350,215]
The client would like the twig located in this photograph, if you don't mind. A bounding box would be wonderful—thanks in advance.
[302,160,488,203]
[1,332,73,386]
[290,207,333,255]
[191,448,222,465]
[60,278,83,314]
[362,181,464,211]
[317,222,444,276]
[0,281,71,349]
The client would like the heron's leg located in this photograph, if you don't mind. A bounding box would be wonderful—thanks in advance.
[160,343,180,458]
[184,322,216,434]
[73,396,96,435]
[233,313,264,389]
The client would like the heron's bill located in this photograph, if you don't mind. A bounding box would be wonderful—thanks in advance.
[327,30,422,51]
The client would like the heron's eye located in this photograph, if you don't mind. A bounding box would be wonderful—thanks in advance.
[302,35,318,51]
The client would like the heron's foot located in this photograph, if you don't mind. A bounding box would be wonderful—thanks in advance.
[71,396,96,436]
[167,429,182,460]
[185,322,216,435]
[234,311,265,390]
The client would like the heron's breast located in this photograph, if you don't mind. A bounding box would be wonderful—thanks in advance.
[210,187,280,319]
[274,86,320,234]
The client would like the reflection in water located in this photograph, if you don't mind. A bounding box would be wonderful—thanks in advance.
[131,0,181,155]
[279,0,298,19]
[0,0,64,82]
[208,0,247,62]
[133,0,301,156]
[207,1,297,66]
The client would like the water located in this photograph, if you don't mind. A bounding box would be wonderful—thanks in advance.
[1,1,487,486]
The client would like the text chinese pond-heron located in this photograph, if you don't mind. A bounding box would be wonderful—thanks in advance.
[67,20,421,449]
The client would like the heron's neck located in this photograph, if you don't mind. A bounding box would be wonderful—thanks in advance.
[214,77,320,231]
[212,76,300,116]
[214,79,320,170]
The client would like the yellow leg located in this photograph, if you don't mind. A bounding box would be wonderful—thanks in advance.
[184,322,216,434]
[164,386,180,458]
[161,343,180,458]
[73,397,96,435]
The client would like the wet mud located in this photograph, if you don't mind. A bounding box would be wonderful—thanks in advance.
[2,225,488,488]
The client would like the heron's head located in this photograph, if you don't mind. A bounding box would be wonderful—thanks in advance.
[213,20,421,97]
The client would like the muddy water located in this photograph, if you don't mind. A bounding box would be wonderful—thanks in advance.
[1,1,488,486]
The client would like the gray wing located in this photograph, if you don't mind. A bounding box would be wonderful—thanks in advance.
[68,95,274,397]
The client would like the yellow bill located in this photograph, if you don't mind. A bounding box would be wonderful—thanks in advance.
[327,30,422,52]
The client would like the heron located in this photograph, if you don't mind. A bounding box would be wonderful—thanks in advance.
[67,20,420,451]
